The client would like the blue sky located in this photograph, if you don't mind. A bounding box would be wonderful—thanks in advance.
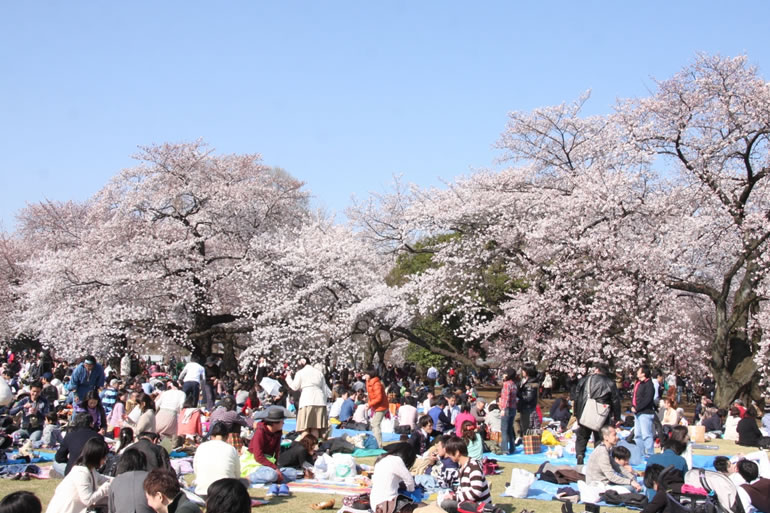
[2,2,769,230]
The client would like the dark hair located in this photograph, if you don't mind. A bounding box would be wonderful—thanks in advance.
[219,396,236,411]
[366,368,379,379]
[0,491,42,513]
[594,363,609,375]
[437,397,448,408]
[652,369,663,379]
[75,437,109,469]
[206,478,251,513]
[298,433,318,454]
[45,412,58,424]
[717,408,728,419]
[115,448,147,475]
[663,437,687,456]
[669,425,690,448]
[612,445,631,461]
[143,468,180,498]
[461,420,476,444]
[746,406,758,418]
[183,395,197,408]
[738,459,759,482]
[713,456,731,473]
[141,394,155,412]
[71,412,94,430]
[80,389,103,409]
[379,442,416,469]
[208,422,229,439]
[638,366,650,379]
[460,402,471,414]
[643,463,664,489]
[418,415,433,428]
[444,435,468,457]
[488,404,500,412]
[118,427,134,449]
[29,381,43,390]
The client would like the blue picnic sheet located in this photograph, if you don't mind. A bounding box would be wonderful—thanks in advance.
[485,449,716,471]
[1,451,55,465]
[500,480,612,506]
[282,418,402,442]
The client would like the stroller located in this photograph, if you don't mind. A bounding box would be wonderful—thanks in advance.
[666,467,744,513]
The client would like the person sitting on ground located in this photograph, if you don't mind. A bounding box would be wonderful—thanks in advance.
[130,431,172,472]
[143,467,201,513]
[661,397,679,434]
[485,404,502,444]
[208,395,253,450]
[205,478,252,513]
[737,406,770,448]
[397,396,418,432]
[440,436,492,513]
[641,463,684,513]
[736,459,770,513]
[647,425,690,479]
[176,395,202,441]
[247,408,298,486]
[75,389,108,434]
[428,397,453,434]
[277,432,318,477]
[585,425,642,491]
[194,422,241,497]
[461,420,484,462]
[453,402,477,437]
[724,405,742,441]
[9,380,49,441]
[55,412,104,476]
[47,437,112,513]
[549,397,571,431]
[370,442,417,513]
[125,393,157,435]
[41,412,64,448]
[109,448,153,513]
[702,407,724,433]
[408,415,438,457]
[0,491,42,513]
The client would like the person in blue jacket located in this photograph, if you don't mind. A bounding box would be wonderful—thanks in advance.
[68,355,105,403]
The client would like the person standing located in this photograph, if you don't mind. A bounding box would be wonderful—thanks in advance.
[178,358,206,408]
[120,353,132,382]
[285,359,331,439]
[573,363,622,465]
[632,365,656,459]
[517,364,540,435]
[69,356,105,403]
[365,368,389,448]
[542,372,553,399]
[499,368,518,455]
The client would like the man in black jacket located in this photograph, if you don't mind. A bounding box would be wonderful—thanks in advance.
[573,363,621,465]
[54,412,103,475]
[632,365,656,458]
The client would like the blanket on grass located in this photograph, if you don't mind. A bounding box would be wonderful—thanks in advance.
[252,478,371,495]
[500,479,613,506]
[484,450,716,471]
[282,419,402,443]
[1,451,55,465]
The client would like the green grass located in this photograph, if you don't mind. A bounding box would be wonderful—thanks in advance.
[0,439,748,513]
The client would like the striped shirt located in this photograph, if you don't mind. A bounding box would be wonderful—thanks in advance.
[457,459,491,504]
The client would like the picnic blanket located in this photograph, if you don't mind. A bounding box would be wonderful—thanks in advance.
[1,451,55,465]
[351,448,386,458]
[484,450,716,471]
[500,479,612,506]
[251,478,371,495]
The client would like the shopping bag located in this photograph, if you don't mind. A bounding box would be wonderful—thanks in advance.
[579,397,610,431]
[505,468,536,498]
[523,429,542,455]
[541,429,559,446]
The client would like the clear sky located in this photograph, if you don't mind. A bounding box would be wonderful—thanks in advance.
[1,2,769,230]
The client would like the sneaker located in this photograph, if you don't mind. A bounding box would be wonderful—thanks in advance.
[514,437,522,446]
[278,483,291,496]
[266,484,280,497]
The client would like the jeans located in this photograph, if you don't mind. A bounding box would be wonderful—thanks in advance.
[501,408,516,455]
[248,466,299,484]
[635,413,655,457]
[183,381,200,407]
[372,410,385,448]
[52,461,67,476]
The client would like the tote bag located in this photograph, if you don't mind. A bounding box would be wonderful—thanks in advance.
[578,377,610,431]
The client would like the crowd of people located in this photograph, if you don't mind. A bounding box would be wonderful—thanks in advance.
[0,349,768,513]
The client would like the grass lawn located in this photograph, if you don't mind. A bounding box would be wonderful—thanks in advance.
[0,438,749,513]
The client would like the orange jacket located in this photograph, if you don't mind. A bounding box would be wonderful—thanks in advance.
[366,377,389,412]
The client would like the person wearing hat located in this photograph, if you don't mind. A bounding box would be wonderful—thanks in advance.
[68,355,105,404]
[247,407,298,492]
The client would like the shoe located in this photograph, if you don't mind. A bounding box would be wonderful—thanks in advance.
[514,437,522,446]
[576,456,584,465]
[310,499,336,510]
[265,484,279,497]
[278,483,290,496]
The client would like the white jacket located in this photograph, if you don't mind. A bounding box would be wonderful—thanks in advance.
[46,465,111,513]
[193,439,240,495]
[286,365,331,408]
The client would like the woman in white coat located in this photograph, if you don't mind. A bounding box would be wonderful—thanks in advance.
[46,437,112,513]
[285,359,331,438]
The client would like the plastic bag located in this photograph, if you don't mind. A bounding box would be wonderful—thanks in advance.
[332,453,357,478]
[313,453,336,480]
[578,480,608,504]
[541,430,559,446]
[505,468,536,498]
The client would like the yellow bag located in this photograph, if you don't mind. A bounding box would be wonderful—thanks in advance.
[541,429,559,446]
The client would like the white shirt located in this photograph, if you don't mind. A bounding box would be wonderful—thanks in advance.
[398,404,418,429]
[285,365,331,408]
[422,398,432,413]
[193,439,240,495]
[179,362,206,384]
[353,404,369,424]
[370,455,415,509]
[329,397,345,418]
[45,466,111,513]
[155,389,187,412]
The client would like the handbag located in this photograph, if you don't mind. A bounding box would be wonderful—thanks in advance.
[578,377,610,431]
[523,429,542,455]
